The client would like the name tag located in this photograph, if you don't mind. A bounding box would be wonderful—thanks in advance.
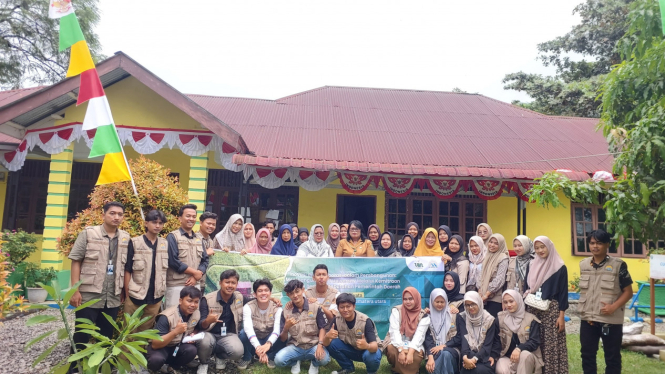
[107,264,114,275]
[535,291,542,301]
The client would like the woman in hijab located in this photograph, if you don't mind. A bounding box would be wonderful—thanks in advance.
[326,223,341,253]
[246,228,273,255]
[214,214,245,252]
[242,223,256,252]
[496,290,543,374]
[476,233,510,317]
[524,236,568,374]
[415,228,444,256]
[511,235,534,294]
[386,287,431,374]
[443,271,465,314]
[340,224,349,240]
[460,291,499,374]
[398,222,420,248]
[466,236,486,292]
[294,227,309,248]
[367,224,382,252]
[270,224,298,256]
[476,223,493,245]
[335,220,375,257]
[424,289,462,374]
[442,235,470,293]
[296,224,334,257]
[377,232,401,257]
[438,225,453,251]
[399,234,416,257]
[290,223,299,243]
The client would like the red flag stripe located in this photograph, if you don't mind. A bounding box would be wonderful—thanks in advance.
[77,69,105,105]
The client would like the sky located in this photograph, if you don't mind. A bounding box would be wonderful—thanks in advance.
[96,0,586,103]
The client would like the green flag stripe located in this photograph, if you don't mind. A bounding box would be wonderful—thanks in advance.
[59,13,85,52]
[660,0,665,36]
[89,124,123,158]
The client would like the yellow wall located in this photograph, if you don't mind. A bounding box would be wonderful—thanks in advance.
[0,174,7,229]
[487,196,518,240]
[123,147,192,188]
[297,185,386,232]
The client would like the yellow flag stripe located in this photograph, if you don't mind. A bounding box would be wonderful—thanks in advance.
[96,152,131,185]
[66,40,95,77]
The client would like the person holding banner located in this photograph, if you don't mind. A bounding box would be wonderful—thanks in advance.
[376,232,401,257]
[272,224,299,256]
[275,279,330,374]
[336,220,376,257]
[246,228,274,254]
[398,234,416,257]
[297,225,335,257]
[460,291,499,374]
[415,228,444,256]
[305,264,340,324]
[214,214,245,252]
[424,288,462,374]
[324,293,382,374]
[385,287,431,374]
[165,204,208,308]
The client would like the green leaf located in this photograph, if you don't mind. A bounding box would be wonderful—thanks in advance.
[26,315,57,326]
[75,324,100,330]
[87,348,105,368]
[57,327,69,340]
[32,341,59,367]
[74,299,101,312]
[101,361,112,374]
[75,318,95,325]
[27,304,49,310]
[123,343,148,367]
[115,357,132,372]
[36,282,57,300]
[63,287,78,306]
[101,312,120,332]
[640,182,652,206]
[53,362,71,374]
[24,330,55,352]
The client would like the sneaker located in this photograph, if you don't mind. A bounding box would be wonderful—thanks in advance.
[332,371,353,374]
[216,359,227,370]
[188,358,200,368]
[291,360,301,374]
[237,360,251,370]
[308,363,319,374]
[196,364,208,374]
[267,360,276,369]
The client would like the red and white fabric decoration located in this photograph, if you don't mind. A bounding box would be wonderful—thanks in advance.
[338,173,378,194]
[470,179,506,200]
[27,126,81,154]
[382,176,417,197]
[510,182,535,202]
[592,170,614,182]
[426,178,466,199]
[251,168,290,189]
[2,140,28,171]
[295,170,337,191]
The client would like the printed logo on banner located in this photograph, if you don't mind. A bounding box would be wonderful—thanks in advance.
[406,257,445,271]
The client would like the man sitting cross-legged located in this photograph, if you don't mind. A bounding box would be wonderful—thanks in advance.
[323,293,382,374]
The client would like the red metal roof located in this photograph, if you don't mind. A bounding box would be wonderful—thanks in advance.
[188,86,610,181]
[0,86,46,108]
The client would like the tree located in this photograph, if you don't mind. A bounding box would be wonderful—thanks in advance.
[0,0,102,89]
[529,0,665,251]
[57,157,190,256]
[503,0,634,117]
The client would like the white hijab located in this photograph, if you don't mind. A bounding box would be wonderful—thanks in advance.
[296,224,333,257]
[429,288,453,345]
[463,291,491,351]
[214,214,244,251]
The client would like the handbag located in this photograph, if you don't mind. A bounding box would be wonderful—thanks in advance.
[524,288,550,311]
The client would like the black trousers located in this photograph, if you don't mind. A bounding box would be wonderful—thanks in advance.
[73,306,120,350]
[146,344,198,371]
[580,320,623,374]
[485,301,502,318]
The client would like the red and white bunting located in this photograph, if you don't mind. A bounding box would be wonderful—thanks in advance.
[338,173,377,194]
[592,170,614,182]
[470,179,506,200]
[510,182,535,202]
[382,176,417,197]
[251,168,290,189]
[426,178,465,199]
[2,140,28,171]
[296,170,337,191]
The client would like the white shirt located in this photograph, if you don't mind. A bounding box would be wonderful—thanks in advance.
[388,307,430,353]
[242,303,283,348]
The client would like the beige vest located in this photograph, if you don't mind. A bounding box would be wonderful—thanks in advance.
[305,285,338,308]
[578,256,625,324]
[335,311,378,349]
[506,257,517,291]
[487,261,505,303]
[166,230,203,287]
[498,311,543,371]
[126,236,169,300]
[459,311,495,352]
[283,300,322,349]
[158,305,201,346]
[79,225,130,294]
[203,290,244,333]
[246,299,280,340]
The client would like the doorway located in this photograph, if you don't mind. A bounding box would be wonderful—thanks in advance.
[336,195,377,230]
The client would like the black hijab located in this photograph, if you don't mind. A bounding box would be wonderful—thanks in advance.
[294,227,308,247]
[377,232,398,257]
[443,271,464,302]
[368,224,382,252]
[405,222,420,248]
[398,234,416,257]
[438,225,452,250]
[445,234,468,270]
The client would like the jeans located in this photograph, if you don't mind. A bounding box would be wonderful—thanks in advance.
[326,339,381,373]
[274,344,330,368]
[580,321,623,374]
[198,332,244,362]
[433,350,457,374]
[239,330,286,361]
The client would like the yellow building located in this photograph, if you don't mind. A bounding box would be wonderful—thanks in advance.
[0,52,649,289]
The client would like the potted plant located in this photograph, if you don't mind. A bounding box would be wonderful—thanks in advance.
[23,263,57,303]
[568,272,581,300]
[0,229,39,297]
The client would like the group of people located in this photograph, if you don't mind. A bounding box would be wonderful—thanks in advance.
[66,202,634,374]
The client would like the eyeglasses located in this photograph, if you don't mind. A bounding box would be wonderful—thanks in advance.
[314,232,324,236]
[349,228,360,232]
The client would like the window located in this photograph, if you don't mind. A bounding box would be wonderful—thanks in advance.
[386,195,486,242]
[68,162,102,220]
[3,160,50,234]
[571,203,648,258]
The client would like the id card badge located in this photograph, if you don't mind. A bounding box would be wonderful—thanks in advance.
[221,323,227,337]
[172,345,179,357]
[106,264,114,275]
[535,288,543,301]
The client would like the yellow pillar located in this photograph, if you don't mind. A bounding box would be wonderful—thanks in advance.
[40,144,74,270]
[188,154,209,230]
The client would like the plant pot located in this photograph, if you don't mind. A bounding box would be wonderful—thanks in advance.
[568,292,580,300]
[27,287,48,304]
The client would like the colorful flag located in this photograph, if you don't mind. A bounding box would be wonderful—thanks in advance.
[48,0,75,19]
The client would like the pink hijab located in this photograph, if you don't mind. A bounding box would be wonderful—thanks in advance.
[243,223,256,251]
[526,236,564,293]
[250,228,273,254]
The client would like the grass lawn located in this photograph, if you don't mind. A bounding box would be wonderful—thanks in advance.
[241,335,665,374]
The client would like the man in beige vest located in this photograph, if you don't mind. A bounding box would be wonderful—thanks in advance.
[123,209,168,333]
[579,229,633,374]
[305,264,340,324]
[68,201,130,352]
[165,204,209,308]
[275,279,330,374]
[198,211,217,292]
[238,278,286,369]
[146,286,203,372]
[323,293,381,374]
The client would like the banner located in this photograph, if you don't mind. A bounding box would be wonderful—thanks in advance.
[205,253,445,337]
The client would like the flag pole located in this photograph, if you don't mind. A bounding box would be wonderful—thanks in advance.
[115,124,144,221]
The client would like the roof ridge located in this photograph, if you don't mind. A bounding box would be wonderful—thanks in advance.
[276,85,480,102]
[0,86,45,94]
[187,93,275,102]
